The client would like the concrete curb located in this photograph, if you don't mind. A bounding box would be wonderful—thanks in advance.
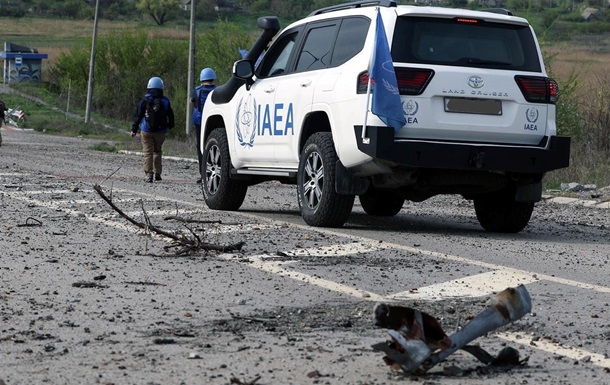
[543,195,610,209]
[118,150,198,163]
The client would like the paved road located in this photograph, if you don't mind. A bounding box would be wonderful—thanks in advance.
[1,128,610,385]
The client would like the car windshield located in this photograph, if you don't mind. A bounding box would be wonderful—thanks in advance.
[391,16,541,72]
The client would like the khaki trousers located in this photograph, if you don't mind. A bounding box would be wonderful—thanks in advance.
[141,131,166,176]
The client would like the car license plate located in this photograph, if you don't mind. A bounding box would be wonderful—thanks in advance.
[444,97,502,115]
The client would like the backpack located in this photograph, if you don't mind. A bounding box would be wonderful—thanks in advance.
[192,85,215,125]
[145,96,168,131]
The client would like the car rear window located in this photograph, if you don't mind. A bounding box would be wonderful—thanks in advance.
[331,17,370,66]
[391,16,541,72]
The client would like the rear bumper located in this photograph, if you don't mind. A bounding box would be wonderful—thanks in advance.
[354,126,571,174]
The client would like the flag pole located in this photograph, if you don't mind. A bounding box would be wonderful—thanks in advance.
[362,72,373,144]
[362,7,379,145]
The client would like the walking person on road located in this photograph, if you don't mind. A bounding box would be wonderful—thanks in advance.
[131,76,175,183]
[190,67,217,183]
[0,99,7,147]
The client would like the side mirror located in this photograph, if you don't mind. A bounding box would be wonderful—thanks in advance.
[233,60,255,90]
[234,60,253,79]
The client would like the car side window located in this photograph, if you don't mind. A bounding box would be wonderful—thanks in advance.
[295,23,338,72]
[258,32,298,78]
[331,17,370,66]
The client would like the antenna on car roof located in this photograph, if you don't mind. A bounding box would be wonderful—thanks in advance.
[308,0,397,17]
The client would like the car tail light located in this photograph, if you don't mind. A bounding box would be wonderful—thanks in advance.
[455,17,479,24]
[515,76,559,104]
[395,68,434,95]
[357,68,434,95]
[357,71,370,94]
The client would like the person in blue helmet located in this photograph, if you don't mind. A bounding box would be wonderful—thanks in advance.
[0,98,6,147]
[190,67,217,183]
[131,76,175,183]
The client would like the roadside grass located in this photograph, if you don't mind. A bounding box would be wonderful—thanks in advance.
[544,142,610,190]
[1,88,197,159]
[0,90,127,138]
[89,142,118,153]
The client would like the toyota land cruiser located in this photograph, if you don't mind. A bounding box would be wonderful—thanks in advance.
[198,0,571,233]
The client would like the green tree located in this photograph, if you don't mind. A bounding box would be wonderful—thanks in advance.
[136,0,180,25]
[56,0,87,18]
[50,30,188,123]
[49,19,253,134]
[197,0,220,20]
[312,0,341,8]
[196,19,255,83]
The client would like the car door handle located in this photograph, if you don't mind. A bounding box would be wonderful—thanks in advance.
[300,80,312,87]
[264,87,275,93]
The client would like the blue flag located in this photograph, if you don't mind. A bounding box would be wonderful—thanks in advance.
[370,10,405,131]
[238,47,263,68]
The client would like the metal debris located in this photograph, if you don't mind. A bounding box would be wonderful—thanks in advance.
[373,285,531,374]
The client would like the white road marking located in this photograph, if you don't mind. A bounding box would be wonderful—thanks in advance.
[389,269,540,300]
[6,181,610,370]
[282,241,383,257]
[119,150,198,163]
[498,332,610,369]
[4,190,171,238]
[218,253,386,302]
[3,189,94,195]
[7,185,610,298]
[283,225,610,296]
[121,208,204,218]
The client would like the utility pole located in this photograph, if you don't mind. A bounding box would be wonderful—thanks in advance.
[85,0,100,124]
[186,0,196,135]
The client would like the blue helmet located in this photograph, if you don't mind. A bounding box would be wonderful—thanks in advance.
[147,76,164,90]
[200,68,216,82]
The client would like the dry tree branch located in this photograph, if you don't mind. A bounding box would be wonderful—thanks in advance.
[93,184,245,255]
[17,217,43,227]
[163,215,222,224]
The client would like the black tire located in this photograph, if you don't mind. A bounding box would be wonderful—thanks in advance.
[297,132,354,227]
[359,188,404,216]
[474,192,534,233]
[201,129,247,210]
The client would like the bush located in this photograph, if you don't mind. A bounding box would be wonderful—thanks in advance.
[579,68,610,152]
[49,19,254,137]
[50,30,188,128]
[195,19,255,84]
[543,58,610,188]
[544,49,583,138]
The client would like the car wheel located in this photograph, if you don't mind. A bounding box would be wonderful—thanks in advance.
[202,129,247,210]
[359,188,404,216]
[297,132,354,227]
[474,191,534,233]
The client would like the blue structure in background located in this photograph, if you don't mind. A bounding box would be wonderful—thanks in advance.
[1,42,48,84]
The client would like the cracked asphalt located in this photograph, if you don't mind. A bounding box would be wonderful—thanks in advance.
[1,128,610,385]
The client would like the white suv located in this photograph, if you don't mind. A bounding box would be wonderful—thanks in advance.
[199,0,571,233]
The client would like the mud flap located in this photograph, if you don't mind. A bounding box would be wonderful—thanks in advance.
[515,180,542,202]
[335,160,369,195]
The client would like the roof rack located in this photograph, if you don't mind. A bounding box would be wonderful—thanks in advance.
[481,8,514,16]
[307,0,397,17]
